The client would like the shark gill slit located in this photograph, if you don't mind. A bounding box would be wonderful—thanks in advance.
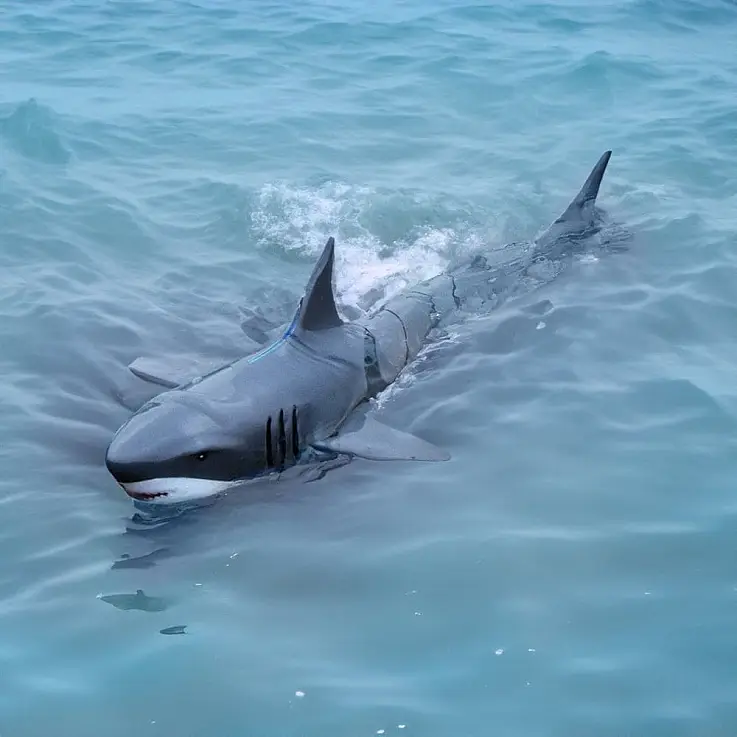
[291,405,299,458]
[265,416,274,468]
[277,408,287,467]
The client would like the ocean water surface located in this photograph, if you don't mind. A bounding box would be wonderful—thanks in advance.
[2,0,737,735]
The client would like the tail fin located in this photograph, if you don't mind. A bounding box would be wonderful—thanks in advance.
[557,149,612,223]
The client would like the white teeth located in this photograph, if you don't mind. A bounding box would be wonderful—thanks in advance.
[121,478,237,503]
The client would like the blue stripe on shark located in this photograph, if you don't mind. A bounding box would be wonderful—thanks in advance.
[245,304,301,364]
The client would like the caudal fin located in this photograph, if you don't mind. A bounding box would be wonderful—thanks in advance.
[558,149,612,222]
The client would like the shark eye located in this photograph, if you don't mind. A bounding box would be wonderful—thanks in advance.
[193,452,209,462]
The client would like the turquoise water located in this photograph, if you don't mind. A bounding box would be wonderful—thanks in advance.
[2,0,737,734]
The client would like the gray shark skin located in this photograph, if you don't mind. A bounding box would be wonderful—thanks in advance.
[106,150,616,504]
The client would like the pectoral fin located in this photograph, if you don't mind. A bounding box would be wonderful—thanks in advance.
[312,414,450,462]
[128,356,221,389]
[239,306,289,345]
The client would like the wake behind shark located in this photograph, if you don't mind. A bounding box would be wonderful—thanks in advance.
[106,150,618,504]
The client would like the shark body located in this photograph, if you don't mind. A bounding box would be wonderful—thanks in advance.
[106,150,617,504]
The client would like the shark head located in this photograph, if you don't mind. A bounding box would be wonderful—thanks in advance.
[106,236,357,505]
[105,388,304,503]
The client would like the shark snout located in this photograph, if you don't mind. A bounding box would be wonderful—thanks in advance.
[105,410,162,484]
[105,399,247,504]
[105,446,149,485]
[105,403,181,500]
[105,439,171,501]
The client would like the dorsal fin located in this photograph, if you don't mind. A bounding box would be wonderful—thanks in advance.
[558,149,612,221]
[533,150,613,251]
[296,236,344,331]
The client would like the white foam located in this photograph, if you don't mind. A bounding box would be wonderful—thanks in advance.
[250,181,460,313]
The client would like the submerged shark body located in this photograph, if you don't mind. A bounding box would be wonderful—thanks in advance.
[106,150,618,504]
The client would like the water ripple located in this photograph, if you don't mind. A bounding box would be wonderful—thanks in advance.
[1,0,737,734]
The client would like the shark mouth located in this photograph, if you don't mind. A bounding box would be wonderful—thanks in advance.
[120,478,237,504]
[125,488,169,502]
